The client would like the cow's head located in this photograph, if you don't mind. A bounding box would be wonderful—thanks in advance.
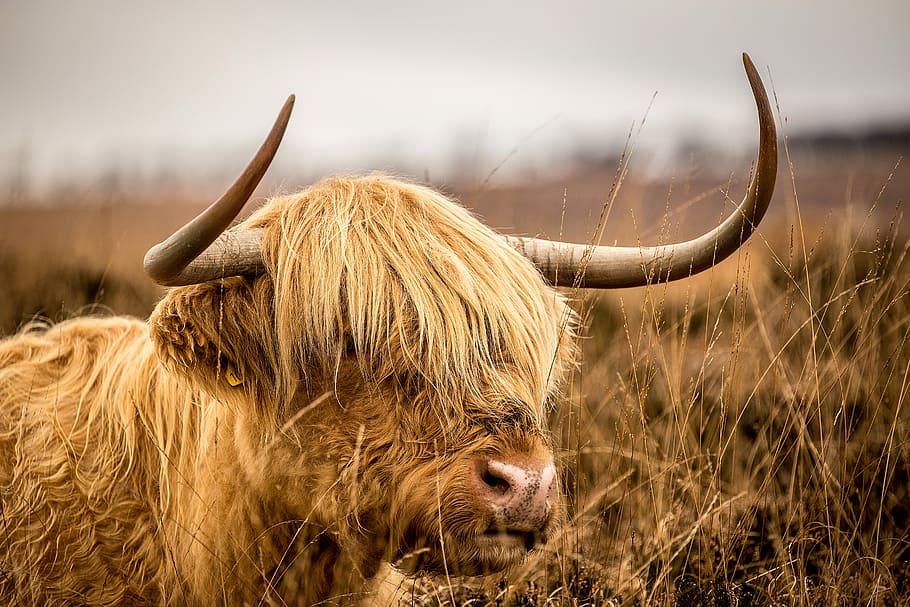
[146,54,776,577]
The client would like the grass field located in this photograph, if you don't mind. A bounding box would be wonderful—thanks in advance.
[1,147,908,605]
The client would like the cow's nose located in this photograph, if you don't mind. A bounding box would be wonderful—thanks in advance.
[474,457,557,532]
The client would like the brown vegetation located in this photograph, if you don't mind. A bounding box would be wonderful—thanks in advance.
[0,148,907,605]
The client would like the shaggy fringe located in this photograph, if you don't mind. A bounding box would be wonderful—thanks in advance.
[253,175,576,418]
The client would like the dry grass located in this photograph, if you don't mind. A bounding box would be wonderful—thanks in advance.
[553,211,910,605]
[1,149,907,605]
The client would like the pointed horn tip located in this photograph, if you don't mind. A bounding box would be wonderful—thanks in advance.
[268,94,295,134]
[273,94,296,130]
[275,93,297,123]
[741,53,759,85]
[740,53,774,134]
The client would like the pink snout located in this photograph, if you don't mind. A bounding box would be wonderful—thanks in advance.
[473,457,557,534]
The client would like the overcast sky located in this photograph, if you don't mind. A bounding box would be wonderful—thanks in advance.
[2,1,908,189]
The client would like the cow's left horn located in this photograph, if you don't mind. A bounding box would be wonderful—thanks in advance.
[507,53,777,288]
[143,95,294,286]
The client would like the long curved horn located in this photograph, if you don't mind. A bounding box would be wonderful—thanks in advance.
[507,53,777,288]
[143,95,294,286]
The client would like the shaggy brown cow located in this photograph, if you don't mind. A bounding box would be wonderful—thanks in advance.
[0,54,776,606]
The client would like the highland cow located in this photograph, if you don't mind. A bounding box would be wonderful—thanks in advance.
[0,55,776,606]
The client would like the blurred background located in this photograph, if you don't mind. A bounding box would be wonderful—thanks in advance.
[3,0,908,190]
[1,0,909,330]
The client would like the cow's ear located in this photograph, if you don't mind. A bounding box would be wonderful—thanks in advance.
[149,277,278,401]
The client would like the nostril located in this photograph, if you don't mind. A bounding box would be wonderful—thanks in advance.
[481,466,511,495]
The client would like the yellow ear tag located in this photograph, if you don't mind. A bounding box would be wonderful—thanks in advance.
[225,366,243,387]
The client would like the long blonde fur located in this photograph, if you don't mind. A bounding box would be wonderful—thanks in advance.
[0,175,576,605]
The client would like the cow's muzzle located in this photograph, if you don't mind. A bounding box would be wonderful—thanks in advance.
[472,456,557,538]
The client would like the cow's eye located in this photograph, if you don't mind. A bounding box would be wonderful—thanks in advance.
[505,407,536,429]
[479,402,536,433]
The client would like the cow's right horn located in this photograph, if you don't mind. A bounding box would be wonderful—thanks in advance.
[143,95,294,286]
